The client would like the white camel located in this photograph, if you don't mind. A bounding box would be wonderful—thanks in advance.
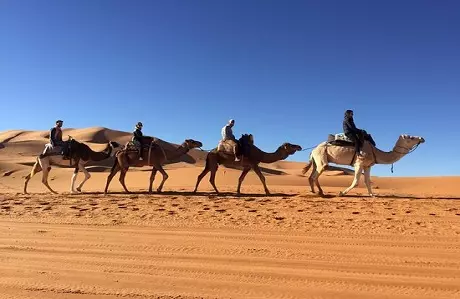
[302,134,425,197]
[24,138,123,194]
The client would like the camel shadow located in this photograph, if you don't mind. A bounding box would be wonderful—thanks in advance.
[337,194,460,200]
[76,191,296,198]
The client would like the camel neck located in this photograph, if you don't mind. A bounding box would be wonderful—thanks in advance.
[87,144,111,161]
[255,148,288,164]
[165,144,189,161]
[372,139,408,165]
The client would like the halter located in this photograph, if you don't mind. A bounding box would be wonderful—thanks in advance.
[393,142,421,155]
[390,140,422,172]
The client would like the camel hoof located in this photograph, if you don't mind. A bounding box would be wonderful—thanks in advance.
[318,192,325,197]
[338,191,344,197]
[156,189,162,193]
[76,188,82,193]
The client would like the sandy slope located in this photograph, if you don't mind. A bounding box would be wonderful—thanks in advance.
[1,127,459,298]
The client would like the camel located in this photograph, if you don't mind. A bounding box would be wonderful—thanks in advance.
[104,137,203,193]
[193,135,302,195]
[302,134,425,197]
[24,137,123,194]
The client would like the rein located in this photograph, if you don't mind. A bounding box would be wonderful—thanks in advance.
[390,142,421,173]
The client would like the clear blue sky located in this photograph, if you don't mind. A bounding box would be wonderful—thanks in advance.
[1,0,459,177]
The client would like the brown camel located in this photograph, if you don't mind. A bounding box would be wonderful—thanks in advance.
[194,136,302,195]
[104,137,203,193]
[24,137,123,194]
[302,134,425,197]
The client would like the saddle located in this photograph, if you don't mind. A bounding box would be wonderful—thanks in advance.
[217,134,253,156]
[125,139,159,152]
[41,143,63,157]
[327,131,376,147]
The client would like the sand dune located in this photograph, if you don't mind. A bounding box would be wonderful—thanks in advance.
[1,127,459,298]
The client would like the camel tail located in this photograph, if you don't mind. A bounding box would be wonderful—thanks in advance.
[301,162,312,175]
[301,154,313,175]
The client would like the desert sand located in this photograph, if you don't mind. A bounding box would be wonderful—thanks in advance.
[1,128,459,298]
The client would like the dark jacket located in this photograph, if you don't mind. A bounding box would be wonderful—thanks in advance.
[50,127,63,146]
[133,128,143,143]
[343,116,359,135]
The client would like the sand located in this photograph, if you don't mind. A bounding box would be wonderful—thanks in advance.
[1,127,459,298]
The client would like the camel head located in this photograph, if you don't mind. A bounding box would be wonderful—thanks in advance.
[182,139,203,150]
[397,135,425,152]
[108,141,124,156]
[279,143,302,155]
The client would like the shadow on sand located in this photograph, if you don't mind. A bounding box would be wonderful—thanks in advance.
[69,190,298,198]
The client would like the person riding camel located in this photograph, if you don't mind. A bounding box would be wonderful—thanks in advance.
[221,119,240,161]
[50,120,70,159]
[343,110,364,157]
[132,122,144,160]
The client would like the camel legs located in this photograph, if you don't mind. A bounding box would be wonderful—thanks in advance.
[310,166,325,197]
[119,166,130,193]
[236,166,251,195]
[71,166,79,194]
[307,161,317,194]
[40,161,57,194]
[209,168,219,193]
[252,164,270,195]
[339,164,363,196]
[363,167,375,197]
[155,164,169,193]
[148,168,158,193]
[194,163,219,194]
[23,160,42,194]
[76,164,91,193]
[193,167,209,193]
[104,162,121,194]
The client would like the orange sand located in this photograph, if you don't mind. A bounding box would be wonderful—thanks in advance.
[1,127,459,298]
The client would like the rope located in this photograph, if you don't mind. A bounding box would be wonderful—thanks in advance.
[390,142,421,173]
[300,145,316,152]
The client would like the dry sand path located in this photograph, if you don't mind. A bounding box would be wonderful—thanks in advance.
[1,193,459,299]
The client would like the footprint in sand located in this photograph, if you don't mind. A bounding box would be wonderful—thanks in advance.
[215,209,226,213]
[248,209,257,213]
[352,211,360,215]
[274,216,285,220]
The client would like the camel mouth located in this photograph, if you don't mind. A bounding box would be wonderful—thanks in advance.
[419,137,425,143]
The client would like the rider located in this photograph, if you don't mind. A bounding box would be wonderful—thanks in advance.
[221,119,240,161]
[132,121,144,160]
[343,110,364,156]
[50,120,70,159]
